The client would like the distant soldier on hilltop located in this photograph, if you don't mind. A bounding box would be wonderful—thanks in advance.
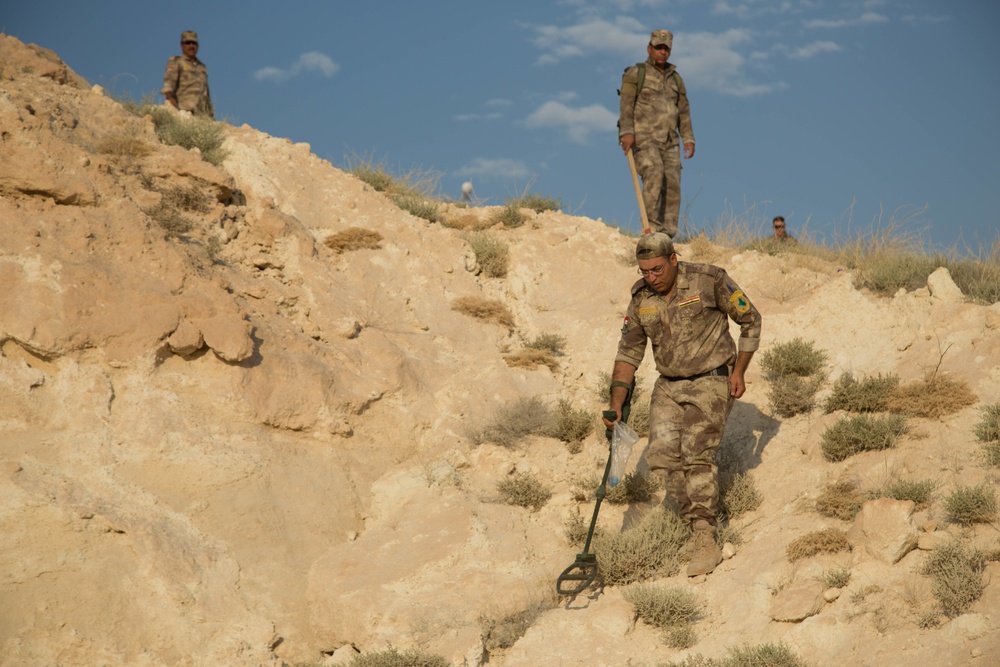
[161,30,214,118]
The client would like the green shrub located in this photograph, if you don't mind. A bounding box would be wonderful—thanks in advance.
[493,201,526,228]
[348,646,448,667]
[593,508,688,586]
[497,471,551,512]
[759,338,827,378]
[883,478,935,509]
[819,566,852,589]
[943,484,997,525]
[786,528,850,561]
[921,540,987,618]
[720,473,762,518]
[350,163,395,192]
[820,413,908,462]
[526,332,566,355]
[606,470,660,505]
[767,375,823,417]
[145,106,228,165]
[519,193,562,213]
[470,395,556,447]
[815,480,865,521]
[823,372,899,413]
[390,191,440,223]
[623,583,701,629]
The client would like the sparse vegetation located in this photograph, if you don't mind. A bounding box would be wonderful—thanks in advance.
[470,395,556,448]
[882,478,935,510]
[815,480,866,521]
[464,231,509,278]
[628,399,651,437]
[921,540,987,618]
[497,471,551,512]
[518,193,562,213]
[135,104,228,166]
[345,154,443,222]
[885,374,977,419]
[563,508,593,547]
[823,373,899,413]
[606,470,660,505]
[480,596,555,652]
[325,227,383,254]
[553,399,593,446]
[786,528,851,561]
[347,646,448,667]
[943,484,997,525]
[526,333,566,356]
[720,473,762,519]
[592,508,688,586]
[976,403,1000,466]
[657,642,808,667]
[623,584,701,645]
[96,129,152,161]
[391,191,440,223]
[503,348,559,371]
[820,413,908,462]
[760,339,827,417]
[451,296,515,328]
[819,566,852,589]
[493,200,526,228]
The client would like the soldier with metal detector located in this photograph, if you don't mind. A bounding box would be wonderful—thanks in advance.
[604,233,761,576]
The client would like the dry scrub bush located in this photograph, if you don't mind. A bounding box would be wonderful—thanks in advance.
[497,471,551,512]
[594,371,646,401]
[325,227,383,254]
[451,296,515,328]
[882,478,935,509]
[623,584,701,646]
[659,642,808,667]
[346,155,443,222]
[606,470,660,505]
[720,472,762,519]
[786,528,851,561]
[885,374,977,419]
[767,375,823,417]
[503,348,558,371]
[554,399,593,445]
[943,484,997,525]
[815,480,866,521]
[819,566,852,589]
[823,373,899,413]
[160,184,212,213]
[975,403,1000,466]
[347,646,448,667]
[464,232,508,277]
[921,540,987,618]
[441,212,491,231]
[563,509,593,547]
[144,106,228,165]
[628,399,651,437]
[716,524,743,547]
[96,131,152,161]
[593,508,688,586]
[760,338,827,417]
[820,413,908,462]
[390,192,440,223]
[526,332,566,356]
[470,395,555,447]
[492,201,526,228]
[479,595,555,652]
[518,193,562,213]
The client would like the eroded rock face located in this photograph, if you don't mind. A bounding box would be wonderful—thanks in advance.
[847,499,918,564]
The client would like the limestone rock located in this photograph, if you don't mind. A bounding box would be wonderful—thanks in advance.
[847,498,918,563]
[192,315,254,362]
[167,319,205,357]
[927,266,964,302]
[770,581,826,622]
[917,530,954,551]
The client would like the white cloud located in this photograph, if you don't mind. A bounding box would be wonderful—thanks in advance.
[524,100,618,144]
[676,29,786,96]
[901,14,950,24]
[456,158,531,180]
[485,98,512,108]
[788,40,841,59]
[254,51,340,82]
[529,16,647,64]
[804,12,888,29]
[454,113,503,122]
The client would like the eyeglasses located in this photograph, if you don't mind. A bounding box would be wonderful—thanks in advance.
[651,44,670,51]
[638,263,668,277]
[183,41,198,45]
[773,224,785,229]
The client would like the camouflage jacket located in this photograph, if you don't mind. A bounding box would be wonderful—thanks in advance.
[618,57,694,147]
[161,54,214,118]
[615,262,761,378]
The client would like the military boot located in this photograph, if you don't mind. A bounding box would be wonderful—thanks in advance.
[687,520,721,576]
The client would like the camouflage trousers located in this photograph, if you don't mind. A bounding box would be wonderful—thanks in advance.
[633,141,682,238]
[646,374,733,526]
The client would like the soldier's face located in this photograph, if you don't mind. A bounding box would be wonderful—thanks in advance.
[773,221,786,238]
[638,253,678,294]
[182,40,199,58]
[648,43,670,65]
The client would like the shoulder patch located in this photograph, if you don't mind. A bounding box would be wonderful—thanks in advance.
[729,290,750,315]
[621,315,631,335]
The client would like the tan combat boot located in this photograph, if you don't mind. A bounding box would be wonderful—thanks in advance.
[687,519,721,576]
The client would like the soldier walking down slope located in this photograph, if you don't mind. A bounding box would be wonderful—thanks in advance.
[603,233,761,576]
[161,30,214,118]
[618,29,695,239]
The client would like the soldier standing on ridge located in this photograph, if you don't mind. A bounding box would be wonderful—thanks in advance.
[603,233,761,576]
[618,29,695,239]
[162,30,214,118]
[772,216,797,243]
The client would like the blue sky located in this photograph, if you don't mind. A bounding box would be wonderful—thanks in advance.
[5,1,999,253]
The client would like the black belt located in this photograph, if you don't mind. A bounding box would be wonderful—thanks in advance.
[662,365,729,382]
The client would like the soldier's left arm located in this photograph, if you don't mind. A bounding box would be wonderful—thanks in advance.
[674,72,695,158]
[715,270,761,397]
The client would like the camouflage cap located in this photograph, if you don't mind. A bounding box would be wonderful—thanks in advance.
[650,30,673,48]
[636,232,676,260]
[181,31,199,43]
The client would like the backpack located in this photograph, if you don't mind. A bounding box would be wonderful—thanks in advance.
[618,62,681,98]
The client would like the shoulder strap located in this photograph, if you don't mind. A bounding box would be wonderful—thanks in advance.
[635,63,646,97]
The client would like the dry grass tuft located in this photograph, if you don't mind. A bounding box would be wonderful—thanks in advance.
[441,212,493,231]
[479,594,556,653]
[815,480,866,521]
[503,348,558,371]
[553,399,593,445]
[786,528,851,561]
[464,231,509,278]
[658,642,808,667]
[451,296,515,328]
[885,374,977,419]
[606,470,660,505]
[976,403,1000,466]
[593,508,688,586]
[96,131,152,160]
[623,584,701,642]
[943,484,997,525]
[820,413,908,462]
[819,565,852,589]
[325,227,383,254]
[720,472,762,519]
[492,201,527,228]
[526,332,566,355]
[470,395,557,448]
[882,478,936,510]
[760,338,827,417]
[496,471,551,512]
[824,372,899,413]
[921,540,987,618]
[347,646,448,667]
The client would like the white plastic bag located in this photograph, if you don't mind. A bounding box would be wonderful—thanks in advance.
[608,421,639,487]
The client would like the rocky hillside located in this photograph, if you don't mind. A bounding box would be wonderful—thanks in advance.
[1,34,998,667]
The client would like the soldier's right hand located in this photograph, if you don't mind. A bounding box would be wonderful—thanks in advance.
[602,408,621,430]
[620,134,635,155]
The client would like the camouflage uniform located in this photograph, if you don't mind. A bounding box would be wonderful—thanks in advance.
[615,262,761,525]
[618,57,693,237]
[161,50,214,118]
